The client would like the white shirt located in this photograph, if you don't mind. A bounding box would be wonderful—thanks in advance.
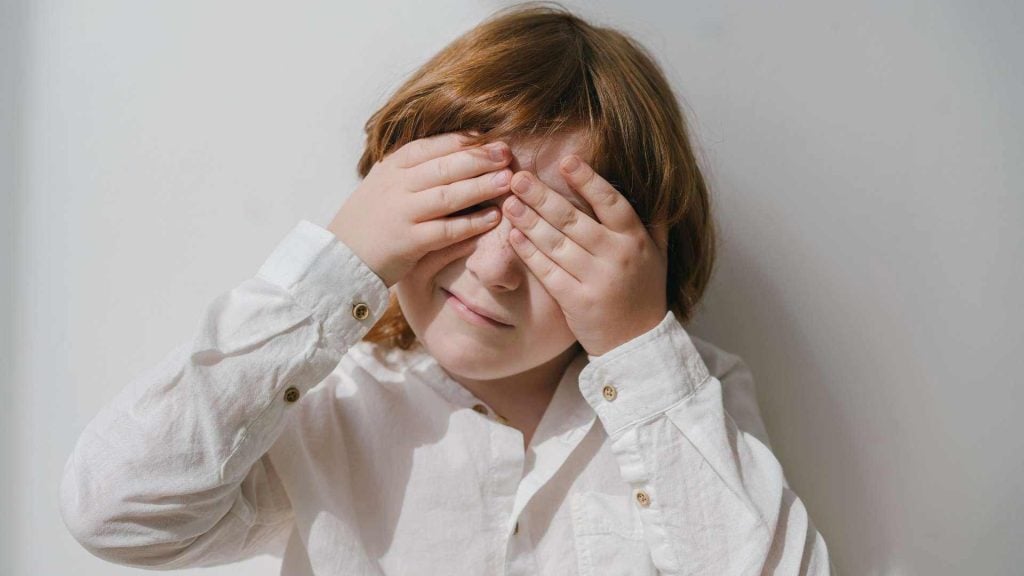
[60,220,835,575]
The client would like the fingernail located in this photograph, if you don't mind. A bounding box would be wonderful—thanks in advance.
[486,142,506,162]
[505,196,526,216]
[492,169,510,187]
[561,155,581,172]
[512,173,530,194]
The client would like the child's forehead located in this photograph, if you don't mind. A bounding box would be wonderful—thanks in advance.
[507,131,596,216]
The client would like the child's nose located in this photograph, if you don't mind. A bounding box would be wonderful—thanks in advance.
[463,214,525,291]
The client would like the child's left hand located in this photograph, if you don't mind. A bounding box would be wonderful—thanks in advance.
[502,155,670,357]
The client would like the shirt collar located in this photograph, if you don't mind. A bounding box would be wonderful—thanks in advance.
[404,340,597,444]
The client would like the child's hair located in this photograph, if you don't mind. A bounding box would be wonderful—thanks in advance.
[361,1,716,350]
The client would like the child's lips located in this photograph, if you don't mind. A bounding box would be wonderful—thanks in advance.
[441,288,514,328]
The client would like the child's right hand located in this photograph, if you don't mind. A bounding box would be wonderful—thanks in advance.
[327,131,512,289]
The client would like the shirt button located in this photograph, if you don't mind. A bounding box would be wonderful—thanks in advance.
[471,404,488,415]
[602,384,618,401]
[283,386,301,403]
[514,521,520,535]
[352,302,371,320]
[635,489,651,508]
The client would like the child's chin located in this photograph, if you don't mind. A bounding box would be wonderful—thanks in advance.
[431,343,510,379]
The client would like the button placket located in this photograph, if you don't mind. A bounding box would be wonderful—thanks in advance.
[283,386,301,403]
[470,403,515,428]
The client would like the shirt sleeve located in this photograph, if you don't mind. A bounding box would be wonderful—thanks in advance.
[577,310,835,575]
[59,220,390,569]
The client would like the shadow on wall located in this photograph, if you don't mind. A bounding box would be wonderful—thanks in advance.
[689,231,896,575]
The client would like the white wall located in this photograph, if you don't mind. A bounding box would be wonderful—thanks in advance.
[1,0,24,570]
[6,1,1022,574]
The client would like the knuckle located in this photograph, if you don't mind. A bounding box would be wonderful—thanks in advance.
[541,259,556,278]
[397,141,420,166]
[443,217,461,242]
[471,146,492,168]
[604,187,623,208]
[436,157,452,183]
[406,225,425,251]
[552,233,568,254]
[583,288,600,307]
[529,186,546,207]
[437,185,456,213]
[477,172,492,196]
[511,172,529,195]
[383,146,403,166]
[616,243,637,267]
[631,233,648,253]
[559,209,579,231]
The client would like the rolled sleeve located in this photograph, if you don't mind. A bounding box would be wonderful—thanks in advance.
[59,219,390,569]
[576,310,833,574]
[256,219,390,349]
[578,310,710,437]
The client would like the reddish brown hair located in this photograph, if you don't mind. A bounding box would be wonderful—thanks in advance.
[360,1,716,350]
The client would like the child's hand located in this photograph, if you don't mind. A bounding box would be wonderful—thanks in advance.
[501,155,670,357]
[328,132,513,288]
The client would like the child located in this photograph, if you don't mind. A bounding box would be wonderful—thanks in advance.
[60,3,834,574]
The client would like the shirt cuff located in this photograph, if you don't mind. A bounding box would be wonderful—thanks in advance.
[577,310,711,437]
[256,219,390,349]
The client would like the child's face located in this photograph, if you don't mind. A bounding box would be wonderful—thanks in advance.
[394,130,597,381]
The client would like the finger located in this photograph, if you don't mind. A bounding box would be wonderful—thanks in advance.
[407,141,510,191]
[389,131,479,169]
[508,227,580,301]
[507,171,606,256]
[416,205,503,252]
[412,168,512,222]
[559,155,642,233]
[502,192,592,282]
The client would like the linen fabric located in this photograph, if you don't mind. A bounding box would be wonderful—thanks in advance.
[60,220,834,575]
